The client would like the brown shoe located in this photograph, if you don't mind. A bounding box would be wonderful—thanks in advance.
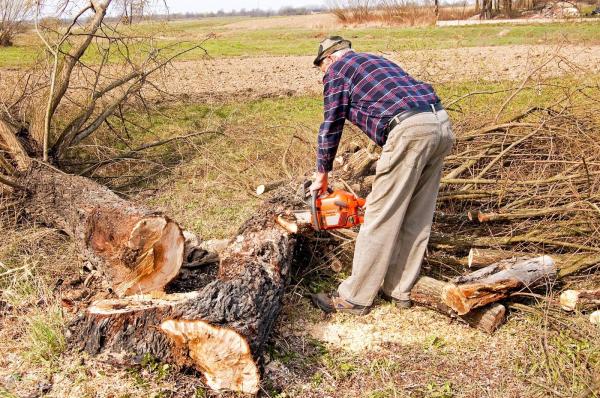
[380,291,412,309]
[311,292,371,315]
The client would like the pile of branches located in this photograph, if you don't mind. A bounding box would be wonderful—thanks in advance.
[294,77,600,335]
[429,88,600,277]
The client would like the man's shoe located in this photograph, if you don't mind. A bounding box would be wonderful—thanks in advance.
[311,292,371,315]
[380,291,412,309]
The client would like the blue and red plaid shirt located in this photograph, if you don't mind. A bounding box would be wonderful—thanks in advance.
[317,51,440,172]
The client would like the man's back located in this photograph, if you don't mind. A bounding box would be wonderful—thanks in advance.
[318,51,440,172]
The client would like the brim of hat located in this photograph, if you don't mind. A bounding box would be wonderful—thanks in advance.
[313,40,351,66]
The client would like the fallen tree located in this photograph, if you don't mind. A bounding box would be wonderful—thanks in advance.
[70,205,295,395]
[18,162,184,296]
[0,0,206,293]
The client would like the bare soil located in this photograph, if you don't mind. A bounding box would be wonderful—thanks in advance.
[157,44,600,101]
[2,44,599,103]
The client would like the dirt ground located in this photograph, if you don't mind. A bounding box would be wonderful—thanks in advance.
[1,44,599,103]
[153,44,600,101]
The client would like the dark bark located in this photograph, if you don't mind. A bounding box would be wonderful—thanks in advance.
[69,206,295,394]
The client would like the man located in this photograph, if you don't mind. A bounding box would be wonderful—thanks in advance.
[310,36,455,315]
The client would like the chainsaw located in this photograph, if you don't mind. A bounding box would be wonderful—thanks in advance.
[276,187,366,233]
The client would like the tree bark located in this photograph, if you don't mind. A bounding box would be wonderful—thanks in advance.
[442,256,556,315]
[17,162,184,296]
[467,248,527,268]
[70,206,295,395]
[411,276,506,334]
[560,289,600,312]
[0,119,31,170]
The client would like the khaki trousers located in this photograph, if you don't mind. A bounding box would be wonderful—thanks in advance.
[338,109,455,306]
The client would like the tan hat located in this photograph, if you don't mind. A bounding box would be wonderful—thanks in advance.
[313,36,352,66]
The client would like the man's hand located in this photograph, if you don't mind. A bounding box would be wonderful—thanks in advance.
[309,172,329,196]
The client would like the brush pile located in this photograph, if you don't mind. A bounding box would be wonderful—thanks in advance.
[300,79,600,333]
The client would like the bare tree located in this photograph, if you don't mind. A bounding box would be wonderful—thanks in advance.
[0,0,32,46]
[0,0,207,297]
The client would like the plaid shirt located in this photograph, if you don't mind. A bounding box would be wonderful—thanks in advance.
[317,51,440,172]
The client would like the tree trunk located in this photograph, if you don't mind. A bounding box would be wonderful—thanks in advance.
[442,256,556,315]
[411,276,506,334]
[69,206,295,395]
[17,162,184,296]
[560,289,600,312]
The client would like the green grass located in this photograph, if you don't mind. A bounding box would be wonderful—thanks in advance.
[2,19,600,67]
[25,306,66,366]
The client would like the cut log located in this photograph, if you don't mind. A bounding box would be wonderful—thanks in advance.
[465,248,600,277]
[467,248,528,268]
[70,206,295,395]
[591,311,600,326]
[17,163,184,296]
[410,276,506,334]
[255,179,286,196]
[560,289,600,312]
[442,256,556,315]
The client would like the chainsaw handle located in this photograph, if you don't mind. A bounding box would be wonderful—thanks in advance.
[310,190,321,231]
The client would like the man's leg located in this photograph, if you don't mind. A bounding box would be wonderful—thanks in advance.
[337,117,441,306]
[382,115,454,301]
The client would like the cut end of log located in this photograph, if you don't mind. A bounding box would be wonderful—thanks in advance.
[560,290,579,312]
[441,283,470,315]
[590,311,600,326]
[276,214,299,234]
[160,319,259,394]
[467,248,475,268]
[117,218,185,296]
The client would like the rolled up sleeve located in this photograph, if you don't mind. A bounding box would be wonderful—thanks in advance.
[317,71,350,173]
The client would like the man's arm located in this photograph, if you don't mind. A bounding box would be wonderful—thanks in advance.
[311,71,350,194]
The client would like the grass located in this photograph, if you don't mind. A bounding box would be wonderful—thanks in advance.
[2,19,600,67]
[1,45,599,396]
[25,306,66,366]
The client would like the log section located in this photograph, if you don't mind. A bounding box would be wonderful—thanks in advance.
[70,207,295,394]
[18,163,184,296]
[411,276,506,334]
[442,256,556,315]
[560,289,600,312]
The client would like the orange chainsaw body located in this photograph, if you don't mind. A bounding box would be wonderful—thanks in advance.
[312,190,366,230]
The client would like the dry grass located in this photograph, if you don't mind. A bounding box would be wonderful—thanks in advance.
[329,0,479,26]
[1,52,599,398]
